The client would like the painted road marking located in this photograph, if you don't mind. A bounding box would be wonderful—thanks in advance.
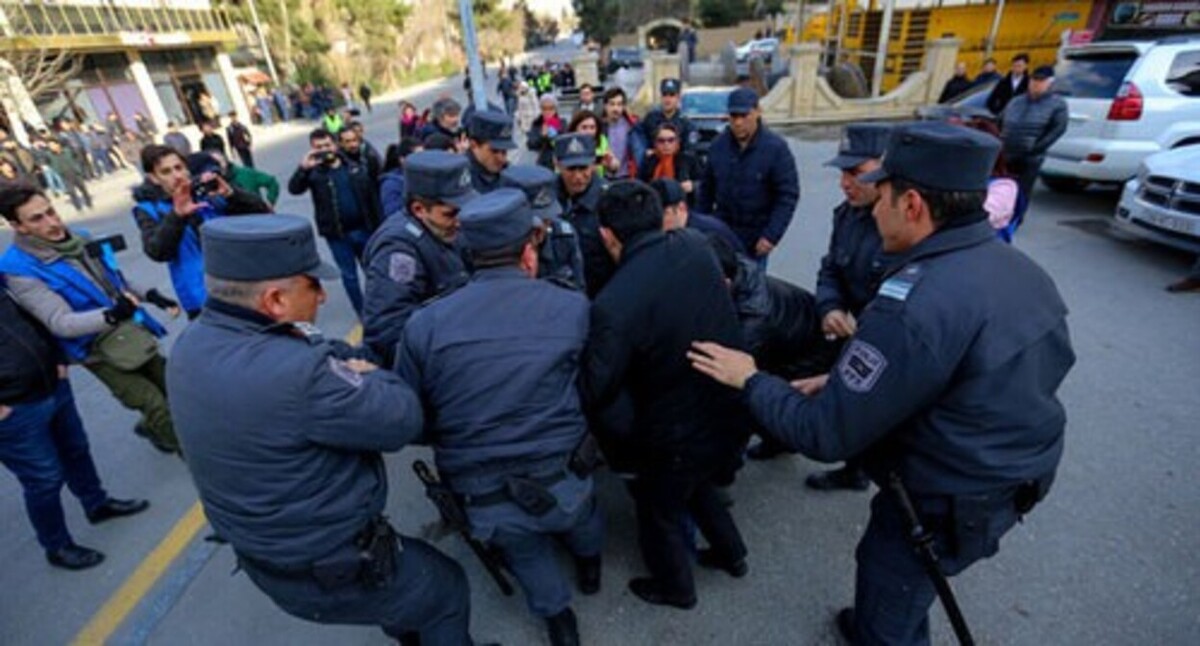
[70,323,365,644]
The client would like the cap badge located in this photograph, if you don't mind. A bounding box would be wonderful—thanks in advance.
[533,187,552,208]
[567,138,584,155]
[459,169,472,188]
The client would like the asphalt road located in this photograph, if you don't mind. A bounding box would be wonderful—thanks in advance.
[1,70,1198,646]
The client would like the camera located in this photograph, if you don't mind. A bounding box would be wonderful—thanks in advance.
[191,177,220,201]
[321,152,338,166]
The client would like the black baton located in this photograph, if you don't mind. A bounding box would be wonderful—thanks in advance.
[412,460,515,596]
[887,473,976,646]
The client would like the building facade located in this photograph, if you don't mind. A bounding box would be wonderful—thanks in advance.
[0,0,248,143]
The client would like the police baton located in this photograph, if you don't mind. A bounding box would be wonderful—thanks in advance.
[412,460,515,596]
[887,472,976,646]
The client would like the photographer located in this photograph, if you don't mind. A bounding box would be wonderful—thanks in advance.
[288,128,382,317]
[132,145,270,319]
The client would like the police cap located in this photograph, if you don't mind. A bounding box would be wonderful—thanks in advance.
[859,121,1000,192]
[661,78,681,95]
[825,123,891,170]
[499,164,562,222]
[727,87,759,115]
[404,150,478,206]
[202,214,340,281]
[554,133,596,168]
[649,178,686,207]
[466,110,516,150]
[458,188,540,252]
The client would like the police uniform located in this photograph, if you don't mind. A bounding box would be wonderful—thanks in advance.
[465,110,515,193]
[395,190,602,646]
[500,164,586,291]
[735,123,1075,645]
[640,79,697,152]
[362,151,475,365]
[167,215,473,645]
[553,134,612,298]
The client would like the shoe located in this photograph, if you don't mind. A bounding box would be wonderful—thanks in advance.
[835,607,856,644]
[746,437,788,461]
[696,549,748,578]
[574,554,601,595]
[87,498,150,524]
[545,608,579,646]
[628,577,697,610]
[46,544,105,570]
[1165,277,1200,293]
[133,424,178,454]
[805,466,870,492]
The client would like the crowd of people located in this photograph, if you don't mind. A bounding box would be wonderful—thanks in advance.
[0,62,1082,646]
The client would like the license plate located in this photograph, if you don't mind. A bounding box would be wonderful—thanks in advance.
[1142,211,1197,235]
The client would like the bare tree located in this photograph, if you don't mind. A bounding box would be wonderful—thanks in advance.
[0,5,83,104]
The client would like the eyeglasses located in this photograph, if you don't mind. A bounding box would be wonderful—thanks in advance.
[656,137,678,144]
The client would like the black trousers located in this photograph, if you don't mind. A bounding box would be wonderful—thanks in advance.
[235,146,255,169]
[1009,155,1044,206]
[627,461,748,599]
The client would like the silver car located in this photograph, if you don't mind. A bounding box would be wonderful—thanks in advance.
[1115,146,1200,254]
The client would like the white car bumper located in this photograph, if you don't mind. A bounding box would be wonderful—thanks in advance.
[1114,178,1200,254]
[1043,138,1161,183]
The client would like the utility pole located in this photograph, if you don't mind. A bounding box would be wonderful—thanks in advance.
[985,0,1007,59]
[458,0,487,110]
[279,0,292,80]
[246,0,279,85]
[871,0,895,98]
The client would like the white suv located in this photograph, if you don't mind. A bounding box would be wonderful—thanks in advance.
[1040,36,1200,192]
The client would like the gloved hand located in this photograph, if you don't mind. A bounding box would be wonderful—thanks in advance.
[103,295,138,325]
[145,289,179,310]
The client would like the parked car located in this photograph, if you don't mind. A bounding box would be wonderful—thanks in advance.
[736,38,779,64]
[1041,36,1200,192]
[915,81,996,121]
[605,47,644,77]
[680,86,733,168]
[1115,146,1200,254]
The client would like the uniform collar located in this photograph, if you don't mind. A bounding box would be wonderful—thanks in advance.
[619,230,666,264]
[880,217,995,278]
[470,266,527,282]
[202,298,282,332]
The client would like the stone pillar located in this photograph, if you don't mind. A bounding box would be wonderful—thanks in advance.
[650,52,682,103]
[788,44,821,119]
[573,50,600,89]
[924,38,962,105]
[215,51,252,124]
[127,50,170,133]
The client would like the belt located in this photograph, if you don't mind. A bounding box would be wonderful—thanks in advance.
[461,470,568,508]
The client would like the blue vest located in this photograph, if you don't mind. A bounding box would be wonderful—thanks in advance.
[136,199,215,312]
[0,243,165,362]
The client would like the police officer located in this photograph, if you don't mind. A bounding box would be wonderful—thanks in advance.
[395,190,603,646]
[697,87,800,263]
[689,121,1075,645]
[167,215,476,645]
[640,78,696,155]
[748,123,890,476]
[500,164,586,291]
[465,110,515,193]
[362,151,474,364]
[554,133,611,298]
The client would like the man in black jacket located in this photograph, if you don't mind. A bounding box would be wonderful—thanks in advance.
[581,180,749,610]
[0,282,148,570]
[224,111,254,169]
[1001,66,1069,204]
[985,52,1029,115]
[289,128,382,316]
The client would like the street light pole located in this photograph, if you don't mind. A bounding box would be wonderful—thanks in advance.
[458,0,488,110]
[246,0,280,86]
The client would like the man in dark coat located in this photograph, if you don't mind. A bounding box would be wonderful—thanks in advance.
[985,52,1030,115]
[581,180,750,610]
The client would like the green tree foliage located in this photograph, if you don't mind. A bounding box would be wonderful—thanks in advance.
[698,0,752,28]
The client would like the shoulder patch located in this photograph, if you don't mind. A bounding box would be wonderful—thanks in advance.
[389,252,418,284]
[877,263,923,302]
[404,221,425,239]
[327,357,364,388]
[837,339,888,394]
[556,220,575,235]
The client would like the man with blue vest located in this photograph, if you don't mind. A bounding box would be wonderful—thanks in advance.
[132,144,269,319]
[0,183,182,454]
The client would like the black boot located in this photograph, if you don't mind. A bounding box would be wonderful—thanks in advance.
[628,578,697,610]
[87,498,150,524]
[545,608,579,646]
[835,607,857,644]
[46,543,105,570]
[574,554,601,595]
[805,465,869,492]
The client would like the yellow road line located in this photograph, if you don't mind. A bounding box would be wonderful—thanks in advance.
[69,323,366,644]
[71,501,207,646]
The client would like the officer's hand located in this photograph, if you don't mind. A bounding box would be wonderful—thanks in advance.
[0,405,10,422]
[343,358,378,374]
[754,237,775,257]
[790,374,829,396]
[687,341,758,390]
[822,310,857,338]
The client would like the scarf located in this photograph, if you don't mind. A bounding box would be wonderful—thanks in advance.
[651,153,676,181]
[22,232,120,298]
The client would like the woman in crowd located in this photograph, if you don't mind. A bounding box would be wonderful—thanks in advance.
[567,110,615,177]
[638,122,701,198]
[526,93,563,170]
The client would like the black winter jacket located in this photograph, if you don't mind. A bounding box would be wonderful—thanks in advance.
[0,288,61,406]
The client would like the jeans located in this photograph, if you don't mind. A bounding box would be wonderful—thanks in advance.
[63,174,92,212]
[90,148,114,175]
[326,228,370,316]
[43,167,66,194]
[0,381,108,551]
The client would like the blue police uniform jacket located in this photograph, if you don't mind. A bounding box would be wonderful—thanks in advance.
[395,266,589,487]
[538,217,586,292]
[166,300,424,567]
[697,123,800,252]
[362,212,469,364]
[556,176,613,299]
[134,197,218,313]
[815,201,885,318]
[0,238,165,362]
[743,219,1075,496]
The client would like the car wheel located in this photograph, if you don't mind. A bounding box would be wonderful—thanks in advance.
[1040,175,1090,193]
